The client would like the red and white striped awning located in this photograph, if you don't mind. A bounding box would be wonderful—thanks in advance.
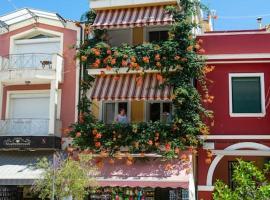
[92,6,173,29]
[91,73,173,101]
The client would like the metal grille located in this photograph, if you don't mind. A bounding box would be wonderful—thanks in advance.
[0,53,54,71]
[0,118,49,136]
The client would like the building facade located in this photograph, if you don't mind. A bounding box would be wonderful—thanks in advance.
[197,28,270,199]
[0,8,79,198]
[83,0,212,199]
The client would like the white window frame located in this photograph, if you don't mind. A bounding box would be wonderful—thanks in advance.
[144,25,170,42]
[10,28,64,55]
[229,73,265,117]
[101,100,131,123]
[144,100,173,122]
[6,90,50,119]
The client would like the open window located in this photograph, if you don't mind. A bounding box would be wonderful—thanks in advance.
[102,101,130,124]
[146,101,173,123]
[229,73,265,117]
[107,29,132,47]
[145,26,170,43]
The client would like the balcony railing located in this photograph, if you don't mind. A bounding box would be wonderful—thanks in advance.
[0,53,60,71]
[0,119,49,136]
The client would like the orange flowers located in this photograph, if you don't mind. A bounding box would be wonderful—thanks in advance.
[95,142,101,148]
[174,55,180,60]
[81,55,87,62]
[165,143,171,152]
[205,158,212,164]
[203,94,215,104]
[155,54,160,61]
[95,133,102,139]
[156,62,161,68]
[165,163,173,171]
[111,58,116,65]
[106,49,112,55]
[187,45,193,51]
[121,60,128,67]
[131,56,136,62]
[91,48,101,56]
[202,65,215,74]
[156,74,164,82]
[198,48,206,54]
[142,56,150,63]
[200,125,209,135]
[92,59,100,68]
[198,38,203,44]
[76,132,81,138]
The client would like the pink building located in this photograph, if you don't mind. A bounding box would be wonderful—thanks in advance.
[0,8,79,197]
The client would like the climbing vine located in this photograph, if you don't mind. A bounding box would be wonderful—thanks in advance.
[68,0,214,161]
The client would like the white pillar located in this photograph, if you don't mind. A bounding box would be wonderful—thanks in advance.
[0,83,3,120]
[49,79,58,135]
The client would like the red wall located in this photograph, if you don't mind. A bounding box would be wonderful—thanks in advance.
[0,23,78,136]
[199,31,270,54]
[205,63,270,135]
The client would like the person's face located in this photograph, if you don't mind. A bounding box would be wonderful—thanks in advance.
[120,109,126,115]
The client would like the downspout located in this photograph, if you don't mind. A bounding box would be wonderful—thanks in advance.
[76,22,83,120]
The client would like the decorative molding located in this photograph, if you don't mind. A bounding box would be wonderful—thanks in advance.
[206,142,270,186]
[200,135,270,140]
[198,185,214,191]
[206,53,270,60]
[212,150,270,156]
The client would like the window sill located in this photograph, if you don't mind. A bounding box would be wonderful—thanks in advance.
[230,113,266,118]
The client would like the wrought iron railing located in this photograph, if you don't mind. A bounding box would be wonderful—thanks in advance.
[0,53,59,71]
[0,118,49,136]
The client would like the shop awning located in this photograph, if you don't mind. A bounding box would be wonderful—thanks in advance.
[90,73,173,101]
[92,6,173,29]
[0,151,52,185]
[96,156,192,189]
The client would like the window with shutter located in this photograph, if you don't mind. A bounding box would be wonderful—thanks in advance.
[229,73,265,117]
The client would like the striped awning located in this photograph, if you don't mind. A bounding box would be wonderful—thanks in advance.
[92,6,173,29]
[91,73,173,101]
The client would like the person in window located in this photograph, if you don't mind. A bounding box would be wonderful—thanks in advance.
[115,108,128,124]
[161,111,172,123]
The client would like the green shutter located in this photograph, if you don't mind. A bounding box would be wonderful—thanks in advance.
[232,77,262,113]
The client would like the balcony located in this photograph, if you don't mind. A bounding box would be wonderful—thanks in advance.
[0,53,63,84]
[0,118,61,137]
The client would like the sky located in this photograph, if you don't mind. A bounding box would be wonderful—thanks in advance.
[0,0,270,31]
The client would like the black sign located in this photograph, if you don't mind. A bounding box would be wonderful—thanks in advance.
[0,136,61,150]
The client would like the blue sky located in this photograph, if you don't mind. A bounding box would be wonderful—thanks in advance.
[0,0,270,30]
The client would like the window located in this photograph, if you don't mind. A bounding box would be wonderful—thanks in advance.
[107,29,132,47]
[228,161,238,190]
[103,102,129,124]
[146,102,173,122]
[229,73,265,117]
[149,31,169,43]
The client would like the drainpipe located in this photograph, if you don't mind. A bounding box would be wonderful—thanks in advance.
[76,22,84,120]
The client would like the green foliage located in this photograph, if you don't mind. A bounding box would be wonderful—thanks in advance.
[213,159,270,200]
[32,154,98,200]
[70,0,213,158]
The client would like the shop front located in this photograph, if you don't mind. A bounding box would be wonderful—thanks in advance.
[0,151,53,200]
[90,155,195,200]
